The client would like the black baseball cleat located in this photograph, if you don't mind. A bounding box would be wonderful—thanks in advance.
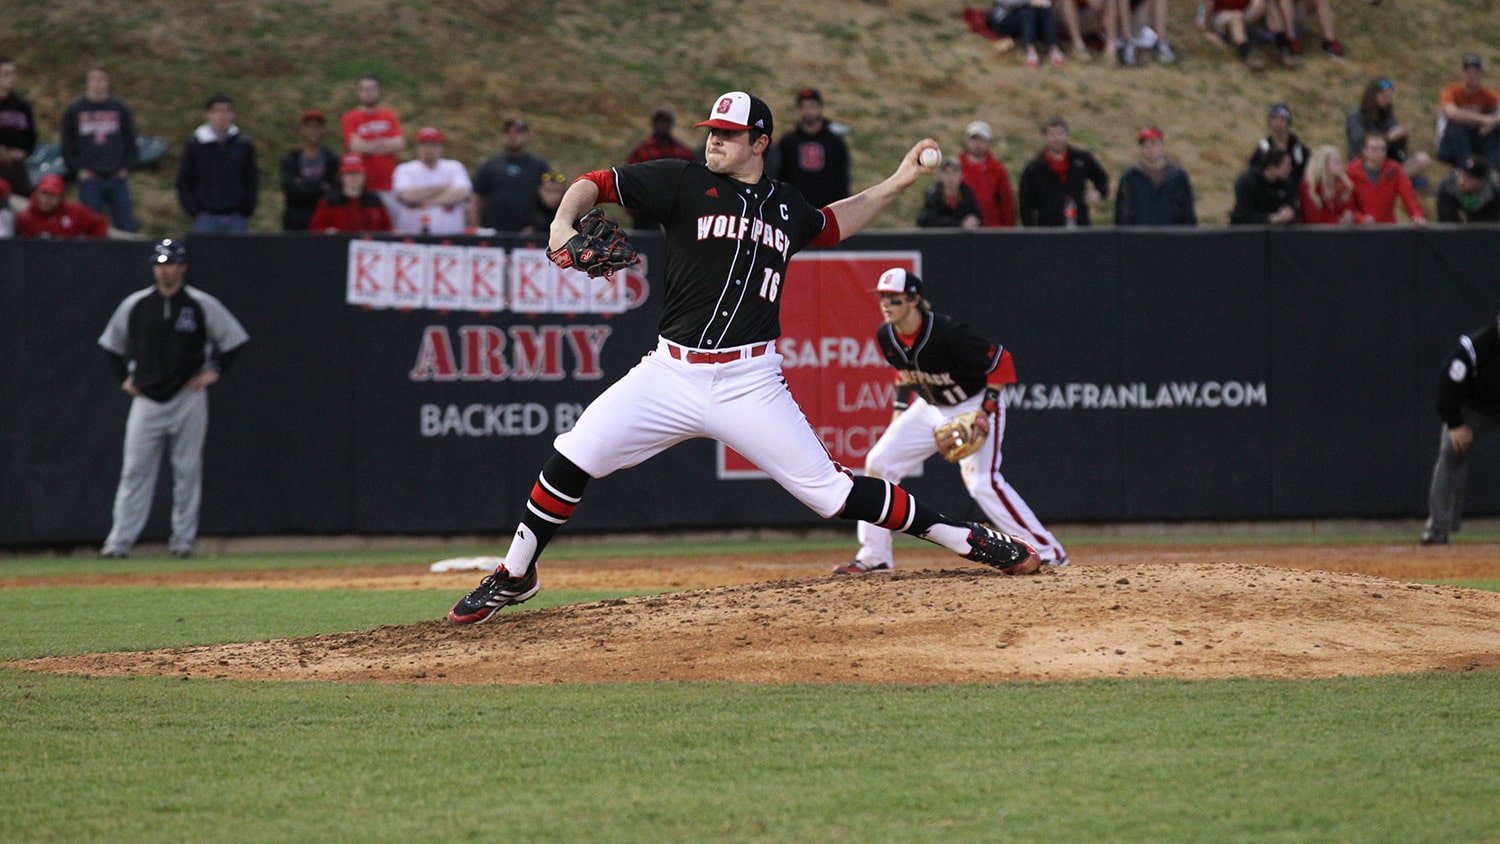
[962,523,1043,575]
[833,559,893,574]
[448,565,540,625]
[1419,529,1449,546]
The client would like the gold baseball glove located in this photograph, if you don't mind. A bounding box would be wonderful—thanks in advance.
[933,408,989,462]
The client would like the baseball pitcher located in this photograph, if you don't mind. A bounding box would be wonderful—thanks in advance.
[449,91,1043,625]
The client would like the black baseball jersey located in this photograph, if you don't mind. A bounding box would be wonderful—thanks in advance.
[877,311,1014,408]
[1437,320,1500,427]
[604,159,830,349]
[98,285,249,402]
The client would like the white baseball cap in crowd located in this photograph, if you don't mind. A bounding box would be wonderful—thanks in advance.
[872,267,923,297]
[695,91,774,135]
[966,121,993,140]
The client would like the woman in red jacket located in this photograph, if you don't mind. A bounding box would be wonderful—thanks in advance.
[309,155,392,233]
[1345,134,1427,224]
[1299,145,1362,224]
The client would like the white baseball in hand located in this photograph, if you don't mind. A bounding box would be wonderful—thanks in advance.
[919,147,941,167]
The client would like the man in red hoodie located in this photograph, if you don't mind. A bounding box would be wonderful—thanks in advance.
[16,173,108,237]
[1346,133,1426,224]
[958,121,1017,227]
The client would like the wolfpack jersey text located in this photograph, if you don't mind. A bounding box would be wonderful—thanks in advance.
[877,310,1015,408]
[594,158,835,349]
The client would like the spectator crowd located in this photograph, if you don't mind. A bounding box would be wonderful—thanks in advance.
[2,23,1498,239]
[918,52,1497,230]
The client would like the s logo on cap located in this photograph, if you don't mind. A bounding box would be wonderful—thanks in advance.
[716,97,733,115]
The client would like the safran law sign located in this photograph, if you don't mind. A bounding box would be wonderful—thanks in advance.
[344,239,637,314]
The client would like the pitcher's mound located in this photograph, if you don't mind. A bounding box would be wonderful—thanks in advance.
[16,563,1500,684]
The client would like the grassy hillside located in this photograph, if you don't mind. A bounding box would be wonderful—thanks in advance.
[5,0,1498,233]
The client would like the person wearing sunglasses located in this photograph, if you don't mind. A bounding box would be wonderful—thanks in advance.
[836,268,1067,574]
[1345,77,1432,187]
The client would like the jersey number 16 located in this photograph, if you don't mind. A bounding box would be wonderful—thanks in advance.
[759,269,782,302]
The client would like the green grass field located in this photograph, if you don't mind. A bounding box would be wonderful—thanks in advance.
[3,539,1499,842]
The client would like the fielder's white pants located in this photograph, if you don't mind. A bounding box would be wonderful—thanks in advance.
[856,393,1065,565]
[555,338,854,518]
[103,389,208,554]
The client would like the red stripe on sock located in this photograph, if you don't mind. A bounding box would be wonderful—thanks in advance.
[531,482,578,521]
[878,487,911,531]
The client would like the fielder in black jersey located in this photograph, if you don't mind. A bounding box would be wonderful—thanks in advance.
[449,91,1041,625]
[836,268,1067,573]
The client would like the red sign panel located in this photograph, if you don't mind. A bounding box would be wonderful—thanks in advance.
[717,251,921,478]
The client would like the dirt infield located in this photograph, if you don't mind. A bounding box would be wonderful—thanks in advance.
[11,540,1500,685]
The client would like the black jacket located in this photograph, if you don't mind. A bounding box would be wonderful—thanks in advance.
[0,91,37,195]
[1437,320,1500,427]
[1114,162,1197,226]
[176,124,259,217]
[1249,132,1310,184]
[1017,147,1109,226]
[916,182,982,228]
[279,146,340,230]
[1436,172,1500,223]
[1229,167,1297,224]
[776,123,851,208]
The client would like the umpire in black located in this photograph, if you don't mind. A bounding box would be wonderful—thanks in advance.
[1422,312,1500,545]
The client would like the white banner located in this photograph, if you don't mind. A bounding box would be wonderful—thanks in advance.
[345,241,627,314]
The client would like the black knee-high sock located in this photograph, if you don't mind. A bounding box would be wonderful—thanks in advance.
[501,451,590,574]
[838,476,976,555]
[839,475,957,536]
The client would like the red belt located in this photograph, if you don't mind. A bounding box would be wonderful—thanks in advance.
[665,341,772,365]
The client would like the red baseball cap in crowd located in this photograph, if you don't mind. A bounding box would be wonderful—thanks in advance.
[1138,126,1164,143]
[695,91,774,136]
[300,109,326,124]
[416,126,444,143]
[36,174,65,195]
[339,154,367,174]
[871,267,923,297]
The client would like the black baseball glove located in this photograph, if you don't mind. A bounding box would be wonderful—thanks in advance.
[547,208,639,278]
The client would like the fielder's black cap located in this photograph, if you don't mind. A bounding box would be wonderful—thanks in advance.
[872,267,922,297]
[153,238,187,265]
[695,91,773,137]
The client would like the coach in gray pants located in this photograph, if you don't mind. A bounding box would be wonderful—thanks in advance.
[1422,312,1500,545]
[98,238,249,558]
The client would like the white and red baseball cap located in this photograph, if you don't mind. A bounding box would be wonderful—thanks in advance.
[872,267,923,297]
[695,91,774,136]
[416,126,444,143]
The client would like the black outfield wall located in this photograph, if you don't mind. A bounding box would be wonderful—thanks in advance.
[2,228,1497,547]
